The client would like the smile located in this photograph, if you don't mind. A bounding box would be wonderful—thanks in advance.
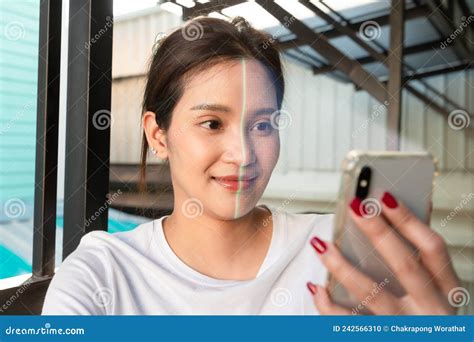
[211,176,257,191]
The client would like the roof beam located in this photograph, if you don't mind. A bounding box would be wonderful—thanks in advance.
[300,0,471,131]
[312,39,444,75]
[399,61,474,82]
[255,0,388,104]
[424,0,471,61]
[279,5,430,50]
[165,0,430,53]
[167,0,472,131]
[386,0,405,150]
[355,39,444,66]
[165,0,247,18]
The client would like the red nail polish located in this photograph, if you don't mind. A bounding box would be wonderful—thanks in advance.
[349,197,364,216]
[382,192,398,208]
[310,236,327,254]
[306,282,317,295]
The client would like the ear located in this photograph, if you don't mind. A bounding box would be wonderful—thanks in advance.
[142,111,168,160]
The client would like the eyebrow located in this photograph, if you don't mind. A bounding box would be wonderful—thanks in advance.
[190,103,276,116]
[190,103,231,113]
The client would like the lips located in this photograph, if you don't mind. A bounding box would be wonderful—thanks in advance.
[211,174,257,191]
[214,175,257,181]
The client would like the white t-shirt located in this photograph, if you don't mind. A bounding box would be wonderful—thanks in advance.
[42,206,334,315]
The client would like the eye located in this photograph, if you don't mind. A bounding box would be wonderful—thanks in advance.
[251,121,273,133]
[200,120,222,130]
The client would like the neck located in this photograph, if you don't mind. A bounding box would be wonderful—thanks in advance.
[162,201,272,280]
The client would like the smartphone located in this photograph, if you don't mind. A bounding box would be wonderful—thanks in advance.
[329,150,437,313]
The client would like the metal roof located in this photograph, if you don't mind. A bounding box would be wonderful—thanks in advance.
[158,0,474,141]
[159,0,472,80]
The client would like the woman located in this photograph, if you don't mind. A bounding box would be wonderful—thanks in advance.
[42,16,459,315]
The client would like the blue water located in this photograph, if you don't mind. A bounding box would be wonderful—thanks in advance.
[55,217,139,234]
[0,213,147,279]
[0,245,31,279]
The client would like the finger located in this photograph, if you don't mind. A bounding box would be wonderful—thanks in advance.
[309,284,353,315]
[348,197,443,307]
[379,191,460,297]
[310,238,401,315]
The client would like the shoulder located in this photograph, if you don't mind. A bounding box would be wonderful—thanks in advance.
[75,219,156,257]
[56,218,157,276]
[49,220,158,282]
[42,219,156,315]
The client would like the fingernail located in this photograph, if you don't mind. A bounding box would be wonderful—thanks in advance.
[349,197,364,216]
[306,282,317,295]
[310,236,327,254]
[382,191,398,208]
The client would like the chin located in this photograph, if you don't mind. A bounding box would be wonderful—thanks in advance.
[206,197,258,220]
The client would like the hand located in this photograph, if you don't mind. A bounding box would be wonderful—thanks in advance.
[306,191,460,315]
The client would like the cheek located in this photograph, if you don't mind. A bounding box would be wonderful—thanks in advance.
[254,136,280,173]
[169,129,217,168]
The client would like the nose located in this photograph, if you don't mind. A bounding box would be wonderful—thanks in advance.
[221,129,256,167]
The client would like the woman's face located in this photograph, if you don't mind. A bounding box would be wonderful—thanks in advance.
[152,59,280,220]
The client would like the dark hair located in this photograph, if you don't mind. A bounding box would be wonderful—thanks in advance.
[139,16,285,193]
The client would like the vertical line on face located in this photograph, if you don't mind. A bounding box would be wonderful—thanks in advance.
[234,57,247,219]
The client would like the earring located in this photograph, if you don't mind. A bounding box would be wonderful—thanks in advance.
[150,147,157,155]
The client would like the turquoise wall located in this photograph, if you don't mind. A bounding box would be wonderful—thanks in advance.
[0,0,39,207]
